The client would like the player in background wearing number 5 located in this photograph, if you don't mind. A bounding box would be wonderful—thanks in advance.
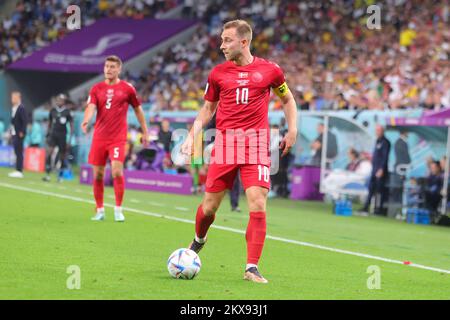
[181,20,297,283]
[81,55,148,222]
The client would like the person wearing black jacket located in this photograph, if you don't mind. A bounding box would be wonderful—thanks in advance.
[393,130,411,203]
[42,94,73,182]
[8,91,27,178]
[359,125,391,216]
[425,161,443,215]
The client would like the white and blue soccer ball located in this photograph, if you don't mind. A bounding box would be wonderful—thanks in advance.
[167,248,201,280]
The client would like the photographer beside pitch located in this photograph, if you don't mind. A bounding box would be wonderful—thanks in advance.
[181,20,297,283]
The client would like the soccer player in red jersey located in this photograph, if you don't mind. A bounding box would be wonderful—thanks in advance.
[81,55,148,222]
[181,20,298,283]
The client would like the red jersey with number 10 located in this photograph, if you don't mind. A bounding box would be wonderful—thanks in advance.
[88,80,140,142]
[204,56,286,164]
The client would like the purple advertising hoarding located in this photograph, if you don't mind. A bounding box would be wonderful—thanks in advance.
[124,170,192,195]
[290,166,323,201]
[80,165,192,195]
[386,116,450,127]
[7,18,196,73]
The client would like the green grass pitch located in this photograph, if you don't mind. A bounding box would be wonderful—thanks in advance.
[0,167,449,299]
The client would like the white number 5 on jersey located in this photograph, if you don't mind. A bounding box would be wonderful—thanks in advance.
[106,98,112,109]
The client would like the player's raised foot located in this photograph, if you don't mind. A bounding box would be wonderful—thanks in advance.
[244,267,268,284]
[91,208,105,221]
[188,238,206,253]
[114,207,125,222]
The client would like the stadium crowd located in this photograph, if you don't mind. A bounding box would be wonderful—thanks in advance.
[118,0,450,112]
[0,0,181,69]
[2,0,449,112]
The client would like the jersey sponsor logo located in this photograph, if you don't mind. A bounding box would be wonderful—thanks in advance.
[236,79,250,86]
[238,72,248,78]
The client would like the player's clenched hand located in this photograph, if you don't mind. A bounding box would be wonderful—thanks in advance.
[181,135,194,156]
[141,132,149,147]
[280,130,297,157]
[81,121,88,134]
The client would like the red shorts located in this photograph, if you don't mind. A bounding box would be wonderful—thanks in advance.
[88,140,126,166]
[205,163,271,192]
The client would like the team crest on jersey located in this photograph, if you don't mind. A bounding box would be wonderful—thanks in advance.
[251,72,263,83]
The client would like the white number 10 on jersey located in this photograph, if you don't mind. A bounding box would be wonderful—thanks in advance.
[258,165,270,182]
[236,88,249,105]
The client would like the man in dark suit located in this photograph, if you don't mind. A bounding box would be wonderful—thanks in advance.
[310,122,338,168]
[394,130,411,174]
[393,130,411,204]
[8,91,27,178]
[359,125,391,216]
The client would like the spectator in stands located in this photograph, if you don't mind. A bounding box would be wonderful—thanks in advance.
[359,125,391,216]
[34,0,446,112]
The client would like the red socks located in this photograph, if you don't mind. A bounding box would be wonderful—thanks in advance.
[93,179,104,209]
[113,176,125,206]
[246,211,267,265]
[194,206,266,266]
[195,205,215,239]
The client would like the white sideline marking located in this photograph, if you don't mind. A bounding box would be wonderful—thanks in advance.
[1,182,449,275]
[175,206,189,212]
[148,201,164,207]
[130,199,140,203]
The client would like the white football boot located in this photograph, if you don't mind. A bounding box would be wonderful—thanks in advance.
[91,208,105,221]
[114,206,125,222]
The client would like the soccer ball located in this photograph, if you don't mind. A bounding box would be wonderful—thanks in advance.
[167,248,201,280]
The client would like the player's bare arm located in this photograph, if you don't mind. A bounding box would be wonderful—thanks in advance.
[277,88,298,157]
[81,103,96,134]
[181,100,218,156]
[133,105,149,146]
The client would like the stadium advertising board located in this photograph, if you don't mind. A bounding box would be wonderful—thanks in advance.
[7,18,196,73]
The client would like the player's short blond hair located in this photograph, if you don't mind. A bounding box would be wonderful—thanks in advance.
[105,55,122,66]
[223,20,252,42]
